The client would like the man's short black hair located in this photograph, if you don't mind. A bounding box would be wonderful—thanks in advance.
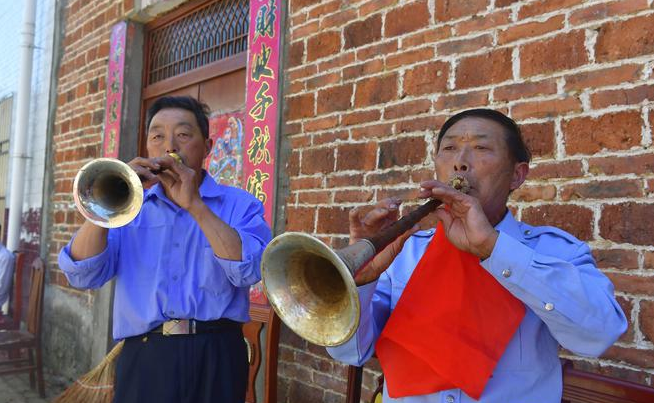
[146,96,210,139]
[437,108,531,164]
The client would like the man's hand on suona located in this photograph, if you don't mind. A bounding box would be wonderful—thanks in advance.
[350,198,419,286]
[128,156,162,188]
[155,154,203,211]
[419,180,498,260]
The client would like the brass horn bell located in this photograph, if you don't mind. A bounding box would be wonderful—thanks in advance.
[72,158,143,228]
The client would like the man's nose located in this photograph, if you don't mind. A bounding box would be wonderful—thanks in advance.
[163,137,178,154]
[453,149,470,172]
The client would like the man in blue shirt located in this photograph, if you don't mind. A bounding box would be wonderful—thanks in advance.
[58,96,271,403]
[327,109,627,402]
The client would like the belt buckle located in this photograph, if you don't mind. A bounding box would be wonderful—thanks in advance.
[162,319,192,336]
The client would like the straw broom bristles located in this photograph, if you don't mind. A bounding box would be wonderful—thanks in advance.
[53,340,124,403]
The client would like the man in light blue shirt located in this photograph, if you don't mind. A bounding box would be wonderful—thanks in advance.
[0,230,16,310]
[59,96,271,403]
[328,109,627,402]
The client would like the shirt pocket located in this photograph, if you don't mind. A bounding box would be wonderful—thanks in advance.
[198,246,232,299]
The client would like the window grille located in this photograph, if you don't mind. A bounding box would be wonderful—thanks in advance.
[146,0,249,85]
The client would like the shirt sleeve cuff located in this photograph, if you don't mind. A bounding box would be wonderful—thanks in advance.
[212,230,264,286]
[58,239,111,276]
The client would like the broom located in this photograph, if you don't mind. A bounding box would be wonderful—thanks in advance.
[53,340,124,403]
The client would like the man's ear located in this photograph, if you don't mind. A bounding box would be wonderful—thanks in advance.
[510,162,529,191]
[204,137,213,158]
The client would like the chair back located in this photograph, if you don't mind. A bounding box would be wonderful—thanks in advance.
[10,252,25,325]
[25,257,45,337]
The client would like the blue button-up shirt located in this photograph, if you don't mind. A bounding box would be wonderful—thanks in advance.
[327,212,626,403]
[59,172,271,340]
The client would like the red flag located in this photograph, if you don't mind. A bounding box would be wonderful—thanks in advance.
[375,223,525,400]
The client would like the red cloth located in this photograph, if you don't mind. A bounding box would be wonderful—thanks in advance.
[375,224,525,400]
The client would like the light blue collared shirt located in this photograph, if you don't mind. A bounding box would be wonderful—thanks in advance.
[327,211,627,403]
[59,172,272,340]
[0,243,15,307]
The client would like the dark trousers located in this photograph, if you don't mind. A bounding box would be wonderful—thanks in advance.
[113,326,248,403]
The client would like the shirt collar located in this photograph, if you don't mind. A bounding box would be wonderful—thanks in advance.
[144,170,224,202]
[494,209,522,239]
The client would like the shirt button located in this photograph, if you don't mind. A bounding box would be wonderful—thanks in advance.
[524,229,531,235]
[501,269,512,278]
[172,275,178,281]
[173,242,180,247]
[446,395,455,403]
[168,310,175,316]
[544,302,554,311]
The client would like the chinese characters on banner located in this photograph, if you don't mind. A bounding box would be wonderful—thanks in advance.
[102,21,127,158]
[245,0,281,304]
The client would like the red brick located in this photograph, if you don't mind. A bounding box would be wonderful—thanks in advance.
[510,184,556,202]
[342,110,382,126]
[494,79,558,102]
[645,251,654,270]
[590,84,654,109]
[518,0,583,19]
[561,179,642,201]
[402,27,452,49]
[307,0,340,19]
[365,169,411,186]
[336,142,378,171]
[640,300,654,343]
[563,111,642,155]
[522,204,594,240]
[306,72,341,90]
[290,0,317,13]
[386,47,435,70]
[287,379,325,401]
[285,93,315,121]
[569,0,649,25]
[596,14,654,62]
[377,187,421,201]
[384,99,432,120]
[333,189,375,203]
[565,64,642,92]
[495,0,520,6]
[454,10,511,36]
[435,0,488,22]
[304,116,340,132]
[520,122,555,158]
[354,74,398,107]
[498,15,564,45]
[378,137,427,168]
[615,296,635,343]
[291,20,319,40]
[607,272,654,296]
[320,8,358,30]
[600,203,654,246]
[318,51,355,72]
[290,176,323,191]
[593,249,639,271]
[288,41,305,69]
[317,206,350,234]
[512,97,581,120]
[327,173,364,188]
[403,62,449,96]
[384,0,430,37]
[434,90,489,111]
[312,130,349,145]
[351,123,394,140]
[588,153,654,176]
[317,84,353,114]
[286,206,316,232]
[396,116,446,134]
[359,0,397,16]
[521,31,588,77]
[306,31,341,62]
[343,59,384,81]
[288,65,317,81]
[437,34,493,56]
[344,14,381,49]
[301,147,335,174]
[356,40,398,61]
[604,346,654,370]
[456,48,512,89]
[297,190,331,204]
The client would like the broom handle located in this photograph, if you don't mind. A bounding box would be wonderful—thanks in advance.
[365,198,442,253]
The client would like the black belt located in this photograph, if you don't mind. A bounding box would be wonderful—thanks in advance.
[148,318,242,336]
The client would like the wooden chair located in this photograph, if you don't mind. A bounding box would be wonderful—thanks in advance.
[0,252,25,331]
[0,256,46,398]
[244,304,281,403]
[347,359,654,403]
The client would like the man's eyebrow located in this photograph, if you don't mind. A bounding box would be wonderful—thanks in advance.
[442,133,490,140]
[175,122,195,130]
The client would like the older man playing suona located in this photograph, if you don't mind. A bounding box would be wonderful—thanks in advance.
[327,109,626,403]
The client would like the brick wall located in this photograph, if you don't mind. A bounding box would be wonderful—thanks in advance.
[49,0,133,296]
[280,0,654,401]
